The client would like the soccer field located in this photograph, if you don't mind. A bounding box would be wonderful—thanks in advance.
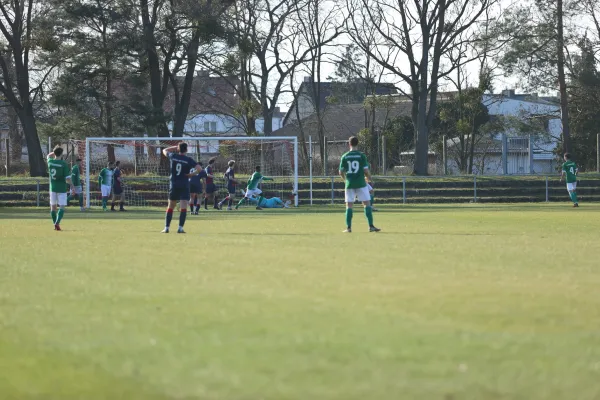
[1,204,600,400]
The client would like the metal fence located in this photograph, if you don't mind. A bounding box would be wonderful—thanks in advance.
[3,175,598,207]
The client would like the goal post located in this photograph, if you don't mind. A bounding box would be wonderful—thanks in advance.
[83,136,299,209]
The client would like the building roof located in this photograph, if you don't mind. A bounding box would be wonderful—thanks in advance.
[283,80,398,125]
[164,74,244,116]
[274,102,412,141]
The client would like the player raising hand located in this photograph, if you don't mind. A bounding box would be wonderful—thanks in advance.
[162,142,202,233]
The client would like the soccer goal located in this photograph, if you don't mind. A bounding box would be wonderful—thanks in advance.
[80,137,299,209]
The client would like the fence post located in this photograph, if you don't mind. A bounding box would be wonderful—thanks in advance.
[48,137,52,154]
[323,137,328,176]
[502,134,508,175]
[134,146,138,176]
[382,135,387,176]
[442,135,448,175]
[330,175,334,205]
[597,133,600,173]
[309,136,313,206]
[402,177,406,204]
[528,135,534,174]
[473,175,477,203]
[545,176,549,202]
[36,179,40,207]
[4,138,9,177]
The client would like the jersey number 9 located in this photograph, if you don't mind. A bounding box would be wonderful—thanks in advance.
[176,163,182,176]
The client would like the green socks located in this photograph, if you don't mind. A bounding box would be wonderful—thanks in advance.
[102,197,107,208]
[56,209,65,224]
[79,196,84,208]
[365,206,374,226]
[345,208,353,228]
[236,198,245,208]
[51,210,57,224]
[571,192,579,204]
[370,194,374,206]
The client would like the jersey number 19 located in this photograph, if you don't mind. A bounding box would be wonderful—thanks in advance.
[347,160,360,174]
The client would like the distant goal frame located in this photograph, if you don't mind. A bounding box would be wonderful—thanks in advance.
[84,136,299,209]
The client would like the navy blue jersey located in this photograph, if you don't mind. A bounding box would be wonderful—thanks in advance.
[168,153,198,187]
[224,167,235,187]
[113,168,122,188]
[206,165,214,185]
[189,168,207,186]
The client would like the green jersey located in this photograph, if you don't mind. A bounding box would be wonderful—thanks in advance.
[339,150,369,189]
[48,158,71,193]
[71,164,81,187]
[562,161,578,183]
[99,168,114,187]
[247,172,264,190]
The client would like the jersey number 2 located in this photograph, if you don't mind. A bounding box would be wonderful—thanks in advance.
[50,169,57,180]
[347,160,360,174]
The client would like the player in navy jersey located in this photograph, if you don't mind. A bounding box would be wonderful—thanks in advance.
[204,157,219,210]
[111,161,126,211]
[189,161,207,215]
[162,142,202,233]
[218,160,238,210]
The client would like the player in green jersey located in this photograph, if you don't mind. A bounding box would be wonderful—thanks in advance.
[98,162,115,211]
[47,146,75,231]
[339,136,380,233]
[235,165,274,210]
[560,152,579,207]
[66,158,84,211]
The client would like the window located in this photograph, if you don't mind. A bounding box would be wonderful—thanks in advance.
[204,121,217,132]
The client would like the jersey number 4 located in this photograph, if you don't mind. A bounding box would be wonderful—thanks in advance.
[346,160,360,174]
[569,167,575,174]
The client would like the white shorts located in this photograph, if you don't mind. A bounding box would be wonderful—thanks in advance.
[50,192,67,206]
[567,182,577,191]
[245,188,262,198]
[101,185,112,197]
[367,184,373,192]
[73,186,82,195]
[345,186,371,203]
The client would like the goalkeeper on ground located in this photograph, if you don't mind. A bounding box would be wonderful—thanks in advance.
[235,165,273,210]
[243,191,291,209]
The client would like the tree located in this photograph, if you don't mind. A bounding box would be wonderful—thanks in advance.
[492,0,573,153]
[230,0,341,136]
[567,37,600,170]
[346,0,498,175]
[0,0,54,176]
[294,0,345,165]
[138,0,233,138]
[44,0,142,158]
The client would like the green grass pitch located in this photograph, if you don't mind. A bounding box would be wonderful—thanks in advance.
[1,204,600,400]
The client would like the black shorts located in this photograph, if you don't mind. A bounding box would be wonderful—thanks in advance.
[190,184,201,194]
[227,186,236,195]
[113,186,123,195]
[169,185,190,201]
[206,183,217,194]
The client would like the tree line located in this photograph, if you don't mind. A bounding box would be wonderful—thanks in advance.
[1,0,599,176]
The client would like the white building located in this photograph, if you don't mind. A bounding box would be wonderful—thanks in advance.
[444,91,561,175]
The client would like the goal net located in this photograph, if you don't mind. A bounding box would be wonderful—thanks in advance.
[79,137,298,209]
